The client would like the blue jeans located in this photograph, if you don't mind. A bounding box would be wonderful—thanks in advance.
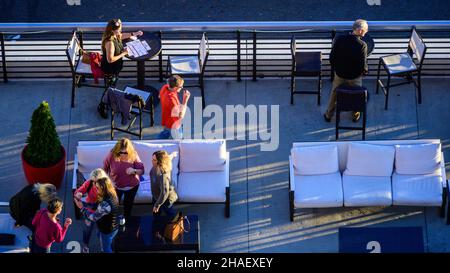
[158,127,183,139]
[82,220,95,246]
[98,229,118,253]
[153,199,175,218]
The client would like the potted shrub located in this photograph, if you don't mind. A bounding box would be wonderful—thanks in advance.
[21,101,66,189]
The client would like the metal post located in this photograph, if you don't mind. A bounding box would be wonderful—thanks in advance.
[237,30,241,82]
[1,33,8,83]
[330,29,336,82]
[252,30,257,81]
[158,30,163,82]
[78,30,84,48]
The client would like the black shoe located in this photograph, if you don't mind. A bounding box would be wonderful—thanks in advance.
[352,113,361,123]
[323,113,331,123]
[97,102,108,119]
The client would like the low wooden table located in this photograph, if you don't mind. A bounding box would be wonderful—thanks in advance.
[114,215,200,253]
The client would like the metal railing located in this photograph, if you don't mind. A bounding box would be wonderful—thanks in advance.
[1,21,450,83]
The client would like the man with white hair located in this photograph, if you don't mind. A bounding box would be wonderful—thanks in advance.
[324,19,369,123]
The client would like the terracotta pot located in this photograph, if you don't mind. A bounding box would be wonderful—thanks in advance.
[21,145,66,189]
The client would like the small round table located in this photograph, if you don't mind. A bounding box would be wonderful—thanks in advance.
[124,32,162,126]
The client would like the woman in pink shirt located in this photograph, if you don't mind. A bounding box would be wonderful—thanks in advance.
[31,198,72,253]
[103,138,144,219]
[74,168,107,253]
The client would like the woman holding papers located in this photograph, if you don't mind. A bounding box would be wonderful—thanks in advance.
[101,18,143,84]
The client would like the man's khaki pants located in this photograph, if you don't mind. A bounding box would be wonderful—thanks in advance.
[325,73,363,119]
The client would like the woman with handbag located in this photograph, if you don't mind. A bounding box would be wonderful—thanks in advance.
[150,150,178,217]
[74,176,119,253]
[103,138,144,219]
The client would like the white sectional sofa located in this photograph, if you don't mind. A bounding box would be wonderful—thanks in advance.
[73,139,230,217]
[0,202,31,253]
[289,139,448,222]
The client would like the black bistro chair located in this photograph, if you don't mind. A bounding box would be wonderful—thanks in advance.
[66,31,106,108]
[167,32,209,109]
[376,29,427,110]
[336,85,368,140]
[290,36,322,105]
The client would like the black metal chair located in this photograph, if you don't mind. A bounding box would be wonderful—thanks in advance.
[66,31,105,108]
[376,29,427,110]
[167,32,209,109]
[336,85,368,140]
[290,36,322,105]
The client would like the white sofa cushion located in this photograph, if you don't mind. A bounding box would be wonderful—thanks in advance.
[134,142,180,188]
[392,173,443,206]
[0,214,31,253]
[134,175,153,204]
[177,171,227,202]
[293,172,343,208]
[395,143,441,175]
[291,145,339,175]
[77,144,115,172]
[180,140,226,172]
[344,143,395,177]
[342,175,392,206]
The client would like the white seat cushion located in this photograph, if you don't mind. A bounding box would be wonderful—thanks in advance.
[170,55,200,74]
[177,171,227,202]
[77,144,115,173]
[382,53,417,74]
[0,214,32,253]
[395,143,441,175]
[343,175,392,206]
[134,176,153,204]
[344,143,395,177]
[291,145,339,175]
[134,142,180,188]
[392,173,443,206]
[293,172,343,208]
[180,140,226,172]
[75,60,93,74]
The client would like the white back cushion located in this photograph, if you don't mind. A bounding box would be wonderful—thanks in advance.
[134,142,180,186]
[395,143,441,175]
[344,143,395,176]
[180,140,226,172]
[77,144,114,172]
[291,145,339,175]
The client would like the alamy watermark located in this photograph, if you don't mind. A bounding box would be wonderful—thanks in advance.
[171,97,280,152]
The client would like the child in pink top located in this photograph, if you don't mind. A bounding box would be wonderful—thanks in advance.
[31,198,71,253]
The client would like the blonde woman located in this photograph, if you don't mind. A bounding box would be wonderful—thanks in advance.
[9,183,57,231]
[101,18,143,80]
[74,168,108,253]
[75,177,119,253]
[103,138,144,218]
[150,150,178,217]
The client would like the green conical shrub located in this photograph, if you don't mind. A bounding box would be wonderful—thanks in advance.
[24,101,62,167]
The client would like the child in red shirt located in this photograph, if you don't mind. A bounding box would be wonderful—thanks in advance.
[31,198,71,253]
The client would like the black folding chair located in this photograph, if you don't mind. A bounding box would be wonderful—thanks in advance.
[167,32,209,109]
[336,85,368,140]
[376,29,427,110]
[290,36,322,105]
[66,31,106,108]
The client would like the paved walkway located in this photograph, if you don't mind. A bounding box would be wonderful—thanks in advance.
[0,77,449,252]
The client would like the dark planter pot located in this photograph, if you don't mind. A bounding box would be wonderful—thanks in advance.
[21,145,66,189]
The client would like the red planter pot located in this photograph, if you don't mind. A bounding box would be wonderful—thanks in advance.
[21,145,66,189]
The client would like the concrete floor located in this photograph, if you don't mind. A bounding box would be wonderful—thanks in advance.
[0,76,449,253]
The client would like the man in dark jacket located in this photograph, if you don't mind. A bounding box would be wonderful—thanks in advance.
[324,19,369,123]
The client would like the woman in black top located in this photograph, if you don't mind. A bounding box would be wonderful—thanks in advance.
[9,183,57,231]
[101,19,143,80]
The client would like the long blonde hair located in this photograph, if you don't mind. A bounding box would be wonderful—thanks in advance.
[101,18,122,51]
[111,138,138,162]
[95,177,118,203]
[152,150,172,174]
[33,183,57,203]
